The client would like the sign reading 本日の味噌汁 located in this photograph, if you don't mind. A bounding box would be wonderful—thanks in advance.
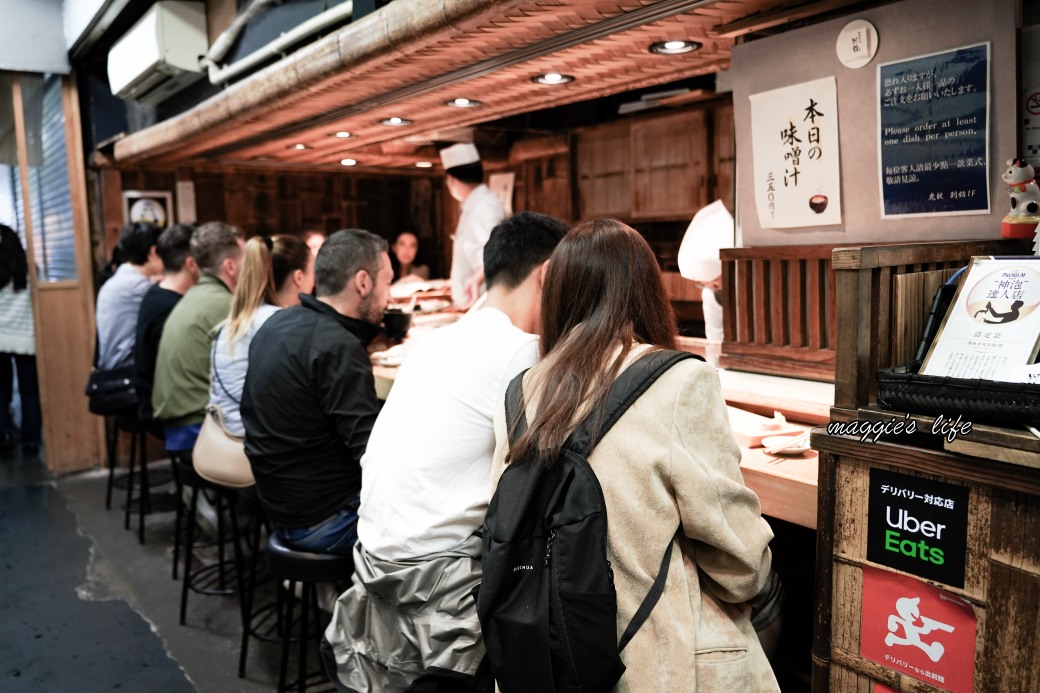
[878,43,990,217]
[750,76,842,229]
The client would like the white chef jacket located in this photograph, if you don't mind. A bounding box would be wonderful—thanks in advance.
[449,184,505,305]
[702,286,724,342]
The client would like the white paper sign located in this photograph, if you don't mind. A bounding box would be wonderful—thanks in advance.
[921,257,1040,379]
[750,77,842,228]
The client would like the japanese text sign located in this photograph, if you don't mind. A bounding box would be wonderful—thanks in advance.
[861,566,976,692]
[867,468,969,587]
[921,256,1040,380]
[750,77,842,228]
[878,43,990,217]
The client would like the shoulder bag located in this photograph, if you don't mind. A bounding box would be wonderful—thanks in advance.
[192,331,255,488]
[84,334,139,415]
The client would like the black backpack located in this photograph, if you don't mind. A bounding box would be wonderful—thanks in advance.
[477,349,697,693]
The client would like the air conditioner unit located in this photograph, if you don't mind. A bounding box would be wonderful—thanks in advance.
[107,1,208,105]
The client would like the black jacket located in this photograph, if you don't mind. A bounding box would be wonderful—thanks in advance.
[241,294,381,528]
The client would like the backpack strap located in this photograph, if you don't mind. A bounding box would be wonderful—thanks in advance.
[566,349,698,456]
[504,367,532,446]
[617,531,676,652]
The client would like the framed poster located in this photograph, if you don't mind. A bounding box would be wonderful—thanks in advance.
[878,43,990,217]
[122,190,173,228]
[750,76,842,228]
[920,256,1040,379]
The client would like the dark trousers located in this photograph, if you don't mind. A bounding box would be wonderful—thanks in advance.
[0,352,41,446]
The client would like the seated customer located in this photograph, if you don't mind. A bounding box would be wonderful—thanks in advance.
[210,235,313,436]
[241,229,391,555]
[389,231,429,283]
[490,218,778,692]
[134,224,198,423]
[95,222,163,370]
[152,222,245,452]
[322,212,568,692]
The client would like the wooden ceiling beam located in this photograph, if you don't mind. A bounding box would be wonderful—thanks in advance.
[712,0,866,38]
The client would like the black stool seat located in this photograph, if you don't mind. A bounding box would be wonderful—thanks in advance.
[264,533,354,693]
[266,534,354,583]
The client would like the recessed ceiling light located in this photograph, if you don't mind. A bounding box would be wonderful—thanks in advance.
[288,143,309,150]
[333,131,352,138]
[381,117,412,126]
[648,40,701,55]
[340,158,357,166]
[415,161,434,168]
[446,98,481,108]
[531,72,574,85]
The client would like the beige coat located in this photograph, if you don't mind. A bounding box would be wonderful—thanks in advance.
[491,347,780,692]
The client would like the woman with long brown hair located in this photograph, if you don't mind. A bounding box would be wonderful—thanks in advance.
[490,218,778,692]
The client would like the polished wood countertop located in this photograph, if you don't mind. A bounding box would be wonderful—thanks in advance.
[372,358,825,530]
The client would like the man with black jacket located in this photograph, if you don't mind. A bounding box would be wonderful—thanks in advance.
[241,228,391,555]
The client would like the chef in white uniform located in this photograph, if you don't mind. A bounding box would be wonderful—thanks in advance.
[678,200,735,352]
[440,143,505,308]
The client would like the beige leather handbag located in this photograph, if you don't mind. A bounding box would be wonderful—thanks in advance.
[193,330,255,489]
[192,404,255,488]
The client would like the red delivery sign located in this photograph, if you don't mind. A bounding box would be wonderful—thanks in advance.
[860,566,976,692]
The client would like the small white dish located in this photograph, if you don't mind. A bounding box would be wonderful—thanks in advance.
[761,435,810,456]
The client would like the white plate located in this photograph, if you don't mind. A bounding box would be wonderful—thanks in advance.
[761,435,810,455]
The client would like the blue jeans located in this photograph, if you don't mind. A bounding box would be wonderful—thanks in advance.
[277,496,361,556]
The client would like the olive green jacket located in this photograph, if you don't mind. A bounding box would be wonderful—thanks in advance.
[152,275,232,427]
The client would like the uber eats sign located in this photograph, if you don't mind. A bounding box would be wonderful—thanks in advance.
[867,468,969,587]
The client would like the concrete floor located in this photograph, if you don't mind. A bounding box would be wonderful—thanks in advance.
[1,442,326,693]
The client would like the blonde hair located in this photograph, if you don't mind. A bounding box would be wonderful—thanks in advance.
[225,235,312,347]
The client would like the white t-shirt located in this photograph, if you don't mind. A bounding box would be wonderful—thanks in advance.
[358,307,538,560]
[449,184,505,304]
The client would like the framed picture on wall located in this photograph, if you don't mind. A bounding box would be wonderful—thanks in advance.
[122,190,173,229]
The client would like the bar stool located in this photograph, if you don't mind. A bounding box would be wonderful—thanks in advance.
[236,488,275,678]
[172,454,246,626]
[265,534,354,693]
[104,413,174,544]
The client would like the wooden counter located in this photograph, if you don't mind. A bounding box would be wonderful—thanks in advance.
[812,431,1040,692]
[373,359,824,529]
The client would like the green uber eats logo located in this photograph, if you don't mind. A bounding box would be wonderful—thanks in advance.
[884,507,945,565]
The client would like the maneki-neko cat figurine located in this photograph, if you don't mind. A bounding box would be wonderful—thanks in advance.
[1000,158,1040,253]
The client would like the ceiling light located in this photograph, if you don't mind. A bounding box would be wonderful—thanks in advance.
[340,158,357,166]
[288,143,309,150]
[333,131,352,138]
[381,117,412,126]
[446,98,481,108]
[415,161,433,168]
[648,40,701,55]
[531,72,574,85]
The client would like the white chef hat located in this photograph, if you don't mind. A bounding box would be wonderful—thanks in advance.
[439,143,480,171]
[677,200,735,282]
